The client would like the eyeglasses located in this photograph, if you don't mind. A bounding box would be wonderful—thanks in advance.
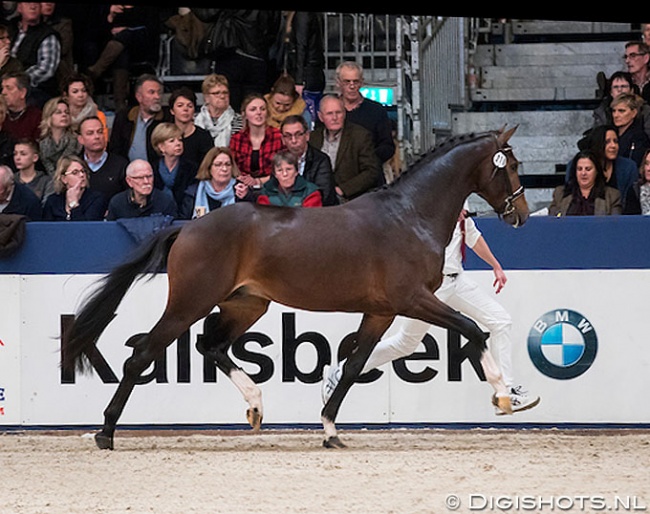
[282,130,306,141]
[212,161,232,168]
[63,168,85,176]
[129,174,154,181]
[339,79,362,87]
[207,90,229,97]
[611,85,631,90]
[624,52,647,60]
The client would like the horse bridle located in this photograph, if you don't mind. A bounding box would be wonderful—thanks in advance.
[490,145,525,219]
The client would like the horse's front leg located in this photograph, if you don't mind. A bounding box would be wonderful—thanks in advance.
[404,293,512,414]
[321,314,394,449]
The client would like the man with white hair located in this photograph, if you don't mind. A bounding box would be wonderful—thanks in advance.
[105,159,177,220]
[0,164,42,220]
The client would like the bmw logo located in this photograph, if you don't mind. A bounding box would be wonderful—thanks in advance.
[527,309,598,380]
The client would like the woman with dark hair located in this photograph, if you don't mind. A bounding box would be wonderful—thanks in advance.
[550,149,622,216]
[569,124,637,209]
[623,148,650,214]
[168,86,214,166]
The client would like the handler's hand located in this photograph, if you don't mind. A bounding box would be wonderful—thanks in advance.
[492,267,507,294]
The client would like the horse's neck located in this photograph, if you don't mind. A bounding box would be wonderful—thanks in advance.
[402,141,486,245]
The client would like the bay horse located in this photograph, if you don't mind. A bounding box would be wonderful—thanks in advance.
[63,126,528,450]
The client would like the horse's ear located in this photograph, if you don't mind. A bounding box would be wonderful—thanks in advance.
[497,124,518,145]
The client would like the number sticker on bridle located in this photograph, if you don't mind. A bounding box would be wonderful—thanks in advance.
[492,151,508,169]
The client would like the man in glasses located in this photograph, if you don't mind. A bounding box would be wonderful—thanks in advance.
[280,114,338,206]
[624,41,650,102]
[335,60,396,183]
[105,159,177,220]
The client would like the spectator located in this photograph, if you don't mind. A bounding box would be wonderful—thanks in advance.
[191,9,281,111]
[257,149,321,207]
[592,71,650,141]
[42,154,107,220]
[335,60,395,181]
[77,114,128,203]
[229,92,284,190]
[39,2,73,88]
[309,93,382,202]
[282,11,326,126]
[569,124,637,210]
[109,73,169,163]
[150,121,197,210]
[60,72,108,134]
[37,95,80,174]
[86,5,163,112]
[0,93,14,166]
[624,148,650,214]
[549,150,622,216]
[265,72,311,129]
[643,23,650,47]
[623,41,650,103]
[611,93,650,166]
[13,136,52,202]
[180,146,251,219]
[1,70,41,143]
[8,2,61,108]
[280,114,337,206]
[194,73,243,147]
[168,86,213,167]
[0,162,41,219]
[0,23,23,77]
[106,158,177,220]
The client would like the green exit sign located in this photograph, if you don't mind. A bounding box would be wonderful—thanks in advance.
[360,86,394,106]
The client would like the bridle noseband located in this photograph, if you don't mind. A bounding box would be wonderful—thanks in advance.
[490,145,525,219]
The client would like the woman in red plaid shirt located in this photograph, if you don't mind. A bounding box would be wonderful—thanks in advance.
[229,93,284,190]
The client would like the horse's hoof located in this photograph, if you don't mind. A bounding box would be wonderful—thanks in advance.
[323,436,347,449]
[246,408,263,431]
[95,432,114,450]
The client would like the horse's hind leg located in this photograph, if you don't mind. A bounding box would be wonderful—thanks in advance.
[321,313,394,449]
[196,292,270,430]
[96,310,203,450]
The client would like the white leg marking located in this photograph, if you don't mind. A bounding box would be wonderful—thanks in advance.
[321,416,337,440]
[230,368,263,417]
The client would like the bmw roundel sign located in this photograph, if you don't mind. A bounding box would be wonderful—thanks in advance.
[527,309,598,380]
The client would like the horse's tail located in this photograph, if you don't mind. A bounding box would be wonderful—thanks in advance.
[63,225,183,374]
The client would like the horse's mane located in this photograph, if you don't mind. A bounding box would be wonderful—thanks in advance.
[380,130,496,192]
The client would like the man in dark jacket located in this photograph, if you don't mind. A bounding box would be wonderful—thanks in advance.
[105,159,177,220]
[0,164,42,220]
[108,73,170,164]
[309,94,382,202]
[191,9,281,110]
[78,115,129,204]
[280,114,337,206]
[8,2,61,107]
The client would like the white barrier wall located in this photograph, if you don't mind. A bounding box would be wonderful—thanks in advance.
[2,269,649,428]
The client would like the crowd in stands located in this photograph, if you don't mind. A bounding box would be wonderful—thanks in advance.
[0,4,398,229]
[547,27,650,216]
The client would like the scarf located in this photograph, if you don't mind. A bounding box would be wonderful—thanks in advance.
[195,105,237,147]
[640,183,650,215]
[193,178,236,218]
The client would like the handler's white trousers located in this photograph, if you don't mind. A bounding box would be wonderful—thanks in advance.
[363,272,515,387]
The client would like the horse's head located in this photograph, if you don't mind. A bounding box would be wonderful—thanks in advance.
[477,126,529,228]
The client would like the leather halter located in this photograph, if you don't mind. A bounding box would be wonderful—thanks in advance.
[490,145,525,218]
